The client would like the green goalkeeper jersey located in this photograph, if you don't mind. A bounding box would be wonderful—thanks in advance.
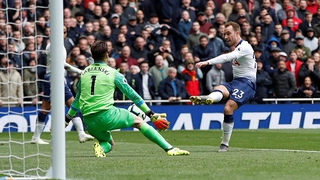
[68,62,149,117]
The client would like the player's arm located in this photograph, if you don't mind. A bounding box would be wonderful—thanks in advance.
[114,72,169,130]
[64,62,82,74]
[65,79,82,124]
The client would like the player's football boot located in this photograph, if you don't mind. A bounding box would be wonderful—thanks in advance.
[218,144,228,152]
[167,147,190,156]
[31,137,49,145]
[93,142,106,157]
[189,96,214,104]
[79,133,94,143]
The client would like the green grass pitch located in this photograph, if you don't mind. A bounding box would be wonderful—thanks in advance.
[1,129,320,180]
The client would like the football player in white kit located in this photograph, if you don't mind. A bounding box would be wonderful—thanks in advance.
[190,22,257,152]
[31,43,94,144]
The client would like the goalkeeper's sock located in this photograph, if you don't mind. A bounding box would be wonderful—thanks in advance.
[221,116,234,146]
[100,142,112,153]
[72,117,85,135]
[139,123,173,150]
[208,90,223,102]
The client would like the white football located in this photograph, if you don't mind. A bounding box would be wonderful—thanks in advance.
[128,104,147,120]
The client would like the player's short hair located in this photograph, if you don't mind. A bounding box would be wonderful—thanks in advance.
[225,21,241,33]
[90,40,108,61]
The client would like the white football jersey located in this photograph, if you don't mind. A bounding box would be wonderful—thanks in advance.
[45,43,67,74]
[207,40,257,82]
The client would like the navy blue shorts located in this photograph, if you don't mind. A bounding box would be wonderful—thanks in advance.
[222,78,256,107]
[43,73,74,102]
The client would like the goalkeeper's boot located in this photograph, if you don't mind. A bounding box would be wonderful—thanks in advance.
[79,133,94,143]
[218,144,228,152]
[93,142,106,157]
[189,96,214,105]
[167,147,190,156]
[31,137,49,145]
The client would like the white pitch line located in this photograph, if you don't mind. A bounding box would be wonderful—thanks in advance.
[242,148,320,153]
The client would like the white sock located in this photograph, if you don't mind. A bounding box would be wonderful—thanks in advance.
[208,91,223,102]
[72,117,85,135]
[33,123,44,139]
[221,122,234,146]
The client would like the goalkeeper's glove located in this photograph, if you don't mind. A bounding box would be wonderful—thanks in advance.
[65,114,73,127]
[146,110,170,131]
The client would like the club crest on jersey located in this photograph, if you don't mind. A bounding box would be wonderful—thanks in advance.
[237,47,241,52]
[123,78,127,84]
[232,59,240,66]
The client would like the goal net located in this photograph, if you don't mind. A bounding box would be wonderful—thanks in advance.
[0,1,53,178]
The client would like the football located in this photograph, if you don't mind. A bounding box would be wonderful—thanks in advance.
[128,104,147,120]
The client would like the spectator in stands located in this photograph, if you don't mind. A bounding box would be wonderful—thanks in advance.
[227,1,245,23]
[213,13,226,32]
[253,0,278,24]
[207,26,226,59]
[158,67,188,104]
[149,54,169,94]
[11,30,25,53]
[304,27,318,52]
[110,13,121,36]
[298,57,320,90]
[141,28,154,51]
[204,6,216,25]
[131,37,149,64]
[7,0,21,23]
[64,18,79,43]
[272,60,296,101]
[176,45,190,72]
[80,21,95,37]
[306,0,319,14]
[206,63,225,93]
[189,12,211,35]
[261,14,275,43]
[293,35,311,62]
[114,62,133,105]
[282,6,302,32]
[97,25,115,44]
[299,11,315,37]
[68,0,81,17]
[87,34,95,47]
[119,24,136,46]
[7,42,22,70]
[115,45,138,68]
[136,9,147,28]
[145,13,160,33]
[178,10,192,49]
[114,33,128,54]
[296,0,308,21]
[105,40,118,59]
[279,51,288,61]
[264,47,281,77]
[253,47,265,64]
[130,65,140,75]
[176,0,196,23]
[107,57,116,69]
[127,15,142,36]
[77,36,93,64]
[270,0,282,13]
[297,76,317,99]
[285,50,303,88]
[151,24,180,56]
[66,45,81,66]
[312,6,320,25]
[280,29,296,56]
[187,21,206,52]
[0,58,23,107]
[23,59,38,106]
[131,61,156,100]
[253,7,268,27]
[181,58,202,98]
[313,52,320,70]
[147,39,175,67]
[251,59,272,104]
[157,0,180,27]
[273,23,283,41]
[101,1,111,19]
[75,11,85,34]
[240,21,254,42]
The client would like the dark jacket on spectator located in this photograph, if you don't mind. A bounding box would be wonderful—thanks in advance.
[131,72,156,99]
[272,69,296,98]
[131,45,149,63]
[252,68,272,103]
[192,44,214,74]
[298,63,320,90]
[158,77,188,99]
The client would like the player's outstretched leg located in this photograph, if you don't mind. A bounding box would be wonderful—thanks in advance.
[72,115,94,143]
[139,123,189,156]
[93,142,106,157]
[31,112,49,145]
[190,90,224,105]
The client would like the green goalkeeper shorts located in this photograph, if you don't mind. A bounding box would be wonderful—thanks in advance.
[83,106,135,141]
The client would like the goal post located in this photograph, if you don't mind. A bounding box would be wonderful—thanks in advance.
[48,0,66,179]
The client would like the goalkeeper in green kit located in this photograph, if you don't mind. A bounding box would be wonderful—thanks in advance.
[66,40,189,157]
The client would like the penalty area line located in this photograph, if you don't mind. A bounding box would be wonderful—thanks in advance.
[238,148,320,153]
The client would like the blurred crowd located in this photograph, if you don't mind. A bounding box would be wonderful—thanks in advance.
[0,0,320,107]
